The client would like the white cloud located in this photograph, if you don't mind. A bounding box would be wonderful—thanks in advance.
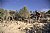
[40,9,50,12]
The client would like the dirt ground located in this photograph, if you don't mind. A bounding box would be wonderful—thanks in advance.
[0,21,48,33]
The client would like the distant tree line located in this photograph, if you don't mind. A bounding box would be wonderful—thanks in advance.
[0,6,50,21]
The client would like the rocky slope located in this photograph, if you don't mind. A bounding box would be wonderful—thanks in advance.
[0,21,50,33]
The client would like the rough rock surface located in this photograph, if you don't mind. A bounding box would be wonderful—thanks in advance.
[0,21,49,33]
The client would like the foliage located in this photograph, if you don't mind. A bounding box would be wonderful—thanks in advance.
[9,10,15,16]
[30,11,32,13]
[46,10,50,14]
[0,8,4,17]
[19,6,30,18]
[15,11,20,17]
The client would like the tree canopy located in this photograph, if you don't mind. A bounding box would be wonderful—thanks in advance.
[9,10,15,16]
[46,10,50,14]
[0,9,4,17]
[19,6,30,18]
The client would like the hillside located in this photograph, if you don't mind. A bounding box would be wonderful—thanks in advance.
[0,21,50,33]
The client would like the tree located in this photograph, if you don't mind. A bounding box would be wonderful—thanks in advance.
[19,6,30,18]
[9,10,15,16]
[30,11,32,13]
[0,8,4,17]
[46,10,50,14]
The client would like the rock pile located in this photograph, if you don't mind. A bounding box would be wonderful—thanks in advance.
[0,21,50,33]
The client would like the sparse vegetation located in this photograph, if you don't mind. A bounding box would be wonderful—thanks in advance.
[0,7,50,33]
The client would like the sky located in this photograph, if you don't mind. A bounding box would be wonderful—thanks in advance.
[0,0,50,11]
